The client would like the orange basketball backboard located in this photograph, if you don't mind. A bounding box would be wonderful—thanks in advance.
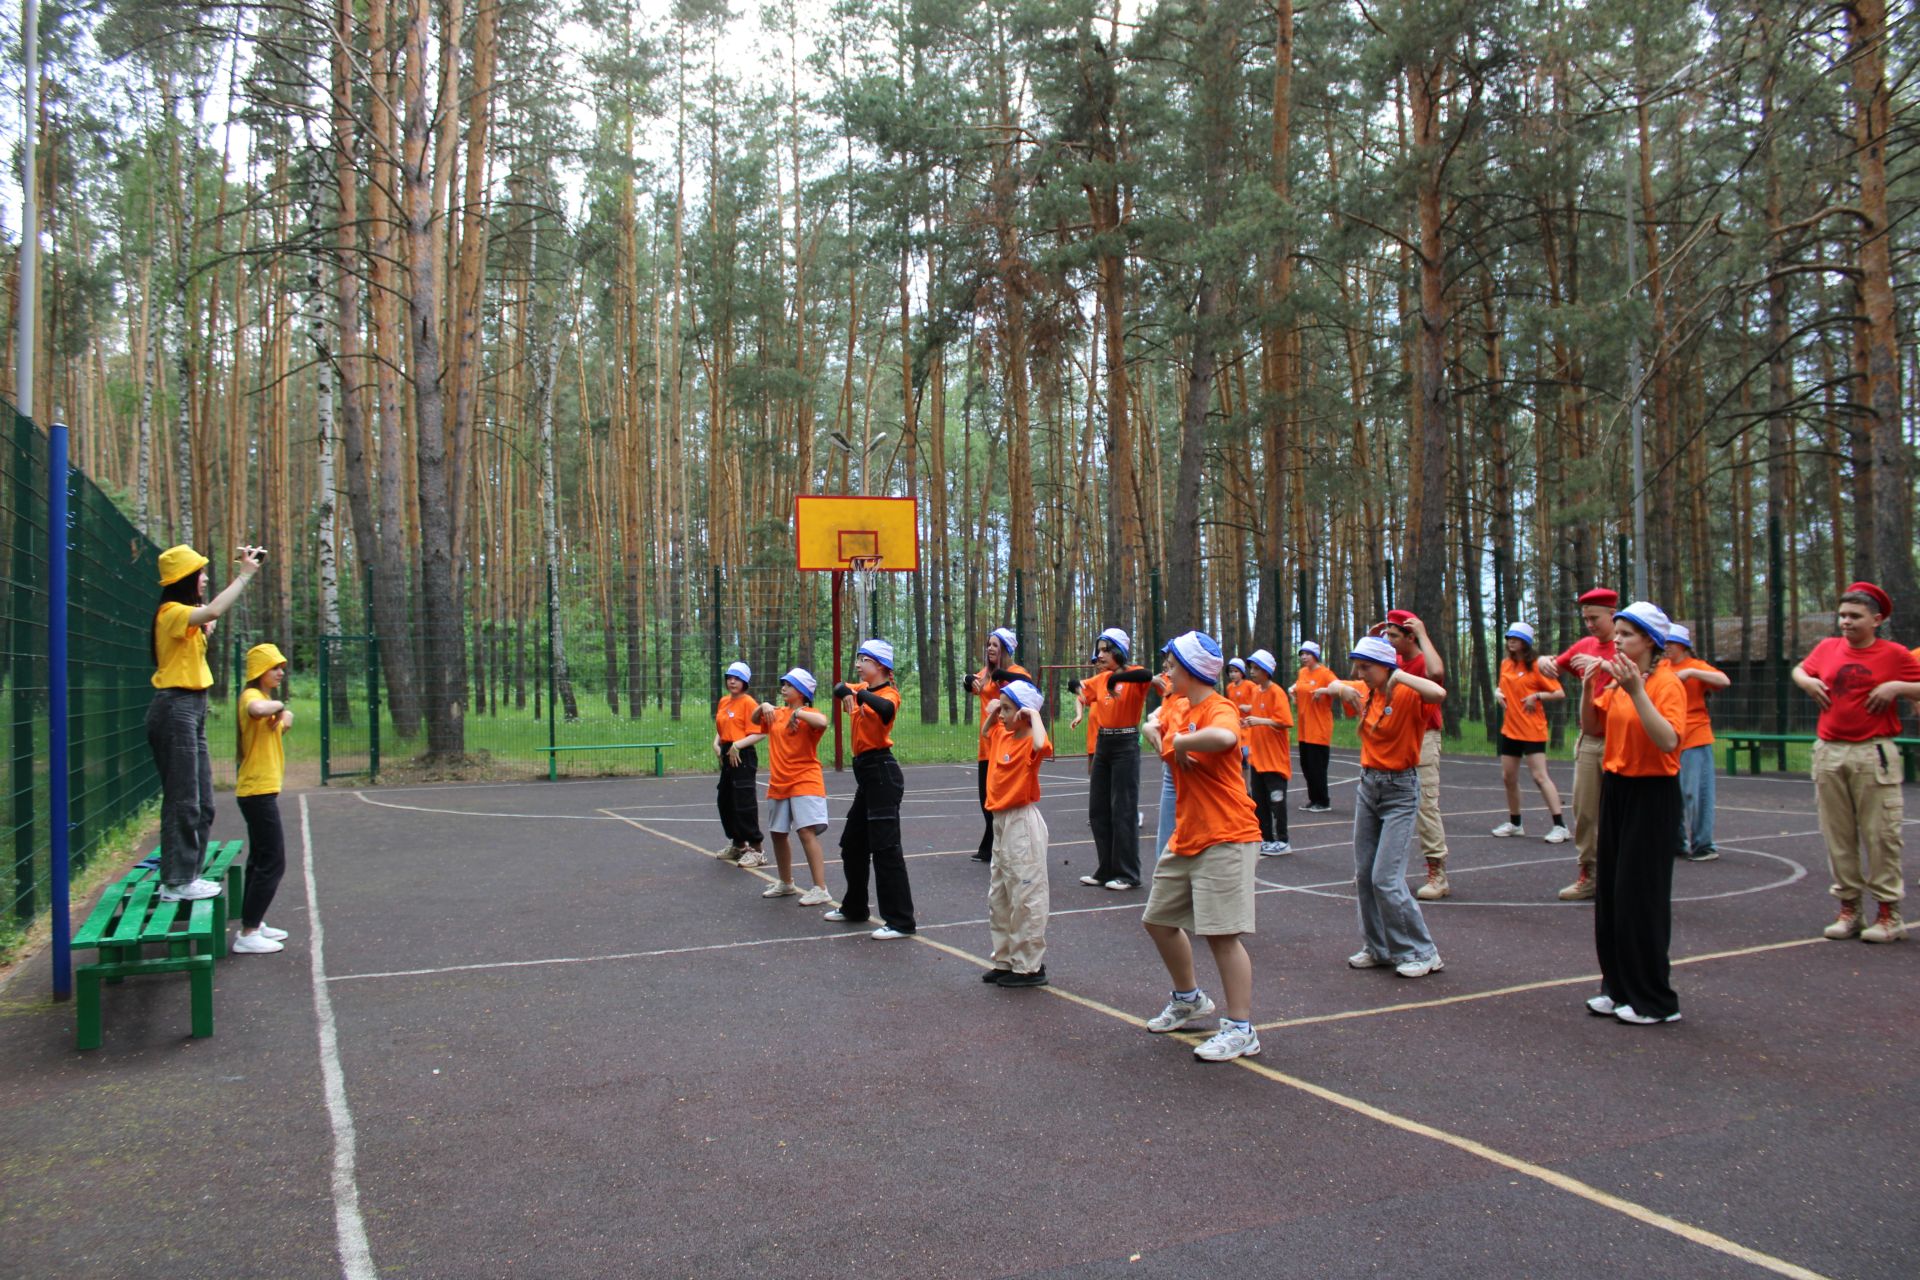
[794,495,919,571]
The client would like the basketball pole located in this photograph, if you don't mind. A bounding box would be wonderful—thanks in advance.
[831,569,843,771]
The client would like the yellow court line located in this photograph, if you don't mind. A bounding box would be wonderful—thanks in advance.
[1250,936,1827,1032]
[907,928,1829,1280]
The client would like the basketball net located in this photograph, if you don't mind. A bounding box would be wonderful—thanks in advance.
[847,555,883,646]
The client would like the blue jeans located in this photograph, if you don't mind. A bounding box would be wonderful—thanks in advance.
[1155,766,1177,861]
[1352,768,1437,965]
[1678,745,1716,856]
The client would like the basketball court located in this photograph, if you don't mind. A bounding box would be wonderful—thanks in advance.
[3,746,1914,1279]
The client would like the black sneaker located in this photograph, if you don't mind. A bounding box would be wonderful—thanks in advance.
[970,852,992,863]
[996,967,1049,988]
[1685,849,1719,862]
[980,968,1011,983]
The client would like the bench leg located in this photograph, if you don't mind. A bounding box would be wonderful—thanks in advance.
[210,895,228,960]
[76,968,103,1051]
[654,748,664,778]
[188,959,214,1039]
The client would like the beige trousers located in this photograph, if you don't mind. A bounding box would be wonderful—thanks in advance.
[1573,733,1605,870]
[1811,738,1905,904]
[989,804,1051,973]
[1416,729,1449,862]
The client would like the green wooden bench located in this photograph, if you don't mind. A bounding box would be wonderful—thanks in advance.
[118,839,249,960]
[542,742,673,781]
[1722,732,1920,782]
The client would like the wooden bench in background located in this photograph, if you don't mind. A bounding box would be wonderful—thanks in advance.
[1721,732,1920,782]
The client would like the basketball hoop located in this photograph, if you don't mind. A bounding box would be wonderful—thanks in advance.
[847,555,884,642]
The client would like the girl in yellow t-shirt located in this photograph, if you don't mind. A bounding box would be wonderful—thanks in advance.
[146,543,264,901]
[234,643,294,954]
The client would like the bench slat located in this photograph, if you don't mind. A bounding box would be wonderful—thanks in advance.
[104,881,159,947]
[73,881,134,949]
[142,898,183,942]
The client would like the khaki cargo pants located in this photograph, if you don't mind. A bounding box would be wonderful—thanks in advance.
[1417,729,1450,863]
[1573,733,1605,871]
[988,804,1051,974]
[1811,738,1905,905]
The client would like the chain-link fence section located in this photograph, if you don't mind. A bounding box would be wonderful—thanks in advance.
[4,404,164,939]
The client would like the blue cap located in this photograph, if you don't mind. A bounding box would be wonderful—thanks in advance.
[1613,601,1671,649]
[1098,627,1131,660]
[724,661,751,686]
[990,627,1018,655]
[1248,649,1276,677]
[1162,631,1224,684]
[780,667,817,701]
[857,638,895,670]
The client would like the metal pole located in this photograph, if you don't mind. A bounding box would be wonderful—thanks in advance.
[320,636,332,784]
[831,570,843,771]
[16,0,39,419]
[546,566,558,778]
[711,564,723,707]
[367,635,380,777]
[47,421,68,1000]
[1625,163,1648,602]
[1769,515,1787,769]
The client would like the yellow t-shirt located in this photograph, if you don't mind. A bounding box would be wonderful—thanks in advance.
[236,687,287,797]
[150,602,213,690]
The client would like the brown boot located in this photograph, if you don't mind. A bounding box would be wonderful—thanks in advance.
[1822,900,1862,940]
[1415,858,1451,900]
[1860,902,1906,944]
[1557,867,1595,901]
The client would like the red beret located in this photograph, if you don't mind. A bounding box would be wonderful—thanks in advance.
[1577,588,1620,607]
[1385,609,1418,627]
[1844,581,1892,617]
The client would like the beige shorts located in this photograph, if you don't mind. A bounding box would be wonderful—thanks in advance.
[1141,840,1258,936]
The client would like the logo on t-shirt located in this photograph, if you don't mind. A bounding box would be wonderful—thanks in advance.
[1830,662,1876,701]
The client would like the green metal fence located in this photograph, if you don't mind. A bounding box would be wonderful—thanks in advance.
[3,402,164,938]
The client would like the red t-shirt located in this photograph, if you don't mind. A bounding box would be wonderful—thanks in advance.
[1398,650,1445,732]
[1801,637,1920,742]
[1556,634,1618,695]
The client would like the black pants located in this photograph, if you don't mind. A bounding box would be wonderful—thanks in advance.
[1089,733,1142,885]
[716,746,762,846]
[1300,742,1331,808]
[1595,772,1682,1019]
[236,793,286,930]
[146,688,214,886]
[1252,770,1289,842]
[841,749,915,931]
[974,760,995,860]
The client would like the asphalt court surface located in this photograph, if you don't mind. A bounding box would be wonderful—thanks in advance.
[2,746,1916,1279]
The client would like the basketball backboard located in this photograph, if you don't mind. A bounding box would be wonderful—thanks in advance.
[794,495,919,571]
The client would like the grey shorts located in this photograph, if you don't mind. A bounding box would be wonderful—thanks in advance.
[1141,840,1258,936]
[768,794,830,834]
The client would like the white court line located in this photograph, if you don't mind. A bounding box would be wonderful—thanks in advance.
[354,792,621,821]
[300,795,378,1280]
[1272,845,1808,908]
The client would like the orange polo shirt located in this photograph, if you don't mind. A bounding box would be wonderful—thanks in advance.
[1597,665,1685,777]
[1090,667,1149,730]
[1167,692,1263,855]
[714,692,758,744]
[1246,681,1293,777]
[982,721,1052,810]
[847,682,900,755]
[1498,659,1559,744]
[764,707,826,799]
[975,662,1032,761]
[1358,681,1428,772]
[1292,664,1337,745]
[1668,655,1723,751]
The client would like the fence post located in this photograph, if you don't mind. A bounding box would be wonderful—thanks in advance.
[547,568,558,776]
[46,421,70,1001]
[711,564,723,707]
[367,635,381,778]
[10,417,34,920]
[320,638,332,785]
[1768,515,1787,770]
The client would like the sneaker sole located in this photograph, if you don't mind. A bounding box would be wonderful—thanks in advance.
[1194,1045,1260,1062]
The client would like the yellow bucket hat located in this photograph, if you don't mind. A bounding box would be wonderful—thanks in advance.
[245,643,290,683]
[157,544,210,586]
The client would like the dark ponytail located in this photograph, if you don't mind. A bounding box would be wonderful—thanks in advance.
[151,575,207,668]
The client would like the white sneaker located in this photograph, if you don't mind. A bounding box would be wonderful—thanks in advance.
[1395,954,1444,978]
[1586,994,1616,1016]
[1544,824,1571,844]
[823,909,854,922]
[158,878,221,902]
[1491,822,1524,838]
[1347,950,1389,969]
[1103,879,1136,891]
[1260,841,1291,857]
[258,923,289,941]
[797,886,832,906]
[1193,1018,1262,1062]
[736,849,767,869]
[871,925,912,940]
[1614,1005,1682,1025]
[232,931,284,954]
[1078,874,1104,887]
[761,881,799,898]
[717,843,744,862]
[1145,991,1215,1033]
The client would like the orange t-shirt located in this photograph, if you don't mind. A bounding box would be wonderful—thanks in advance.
[982,720,1053,810]
[1246,680,1293,776]
[1153,692,1190,763]
[975,662,1032,761]
[1091,667,1150,730]
[1168,692,1263,855]
[764,706,826,799]
[1498,659,1559,743]
[1358,681,1428,772]
[1227,679,1257,750]
[1597,665,1685,777]
[1292,664,1337,745]
[714,692,759,744]
[848,681,900,755]
[1077,677,1100,752]
[1669,655,1723,751]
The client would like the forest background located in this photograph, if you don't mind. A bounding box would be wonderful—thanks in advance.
[3,0,1916,769]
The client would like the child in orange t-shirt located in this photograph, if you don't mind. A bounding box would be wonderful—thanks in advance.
[712,661,766,866]
[1319,636,1447,978]
[1070,626,1152,891]
[752,668,832,906]
[979,679,1054,987]
[1243,649,1294,856]
[1291,642,1339,811]
[1140,632,1265,1063]
[1492,622,1568,842]
[1662,624,1729,862]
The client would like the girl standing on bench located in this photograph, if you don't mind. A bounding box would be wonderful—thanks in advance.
[233,644,294,954]
[148,543,264,902]
[712,661,767,868]
[753,668,833,906]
